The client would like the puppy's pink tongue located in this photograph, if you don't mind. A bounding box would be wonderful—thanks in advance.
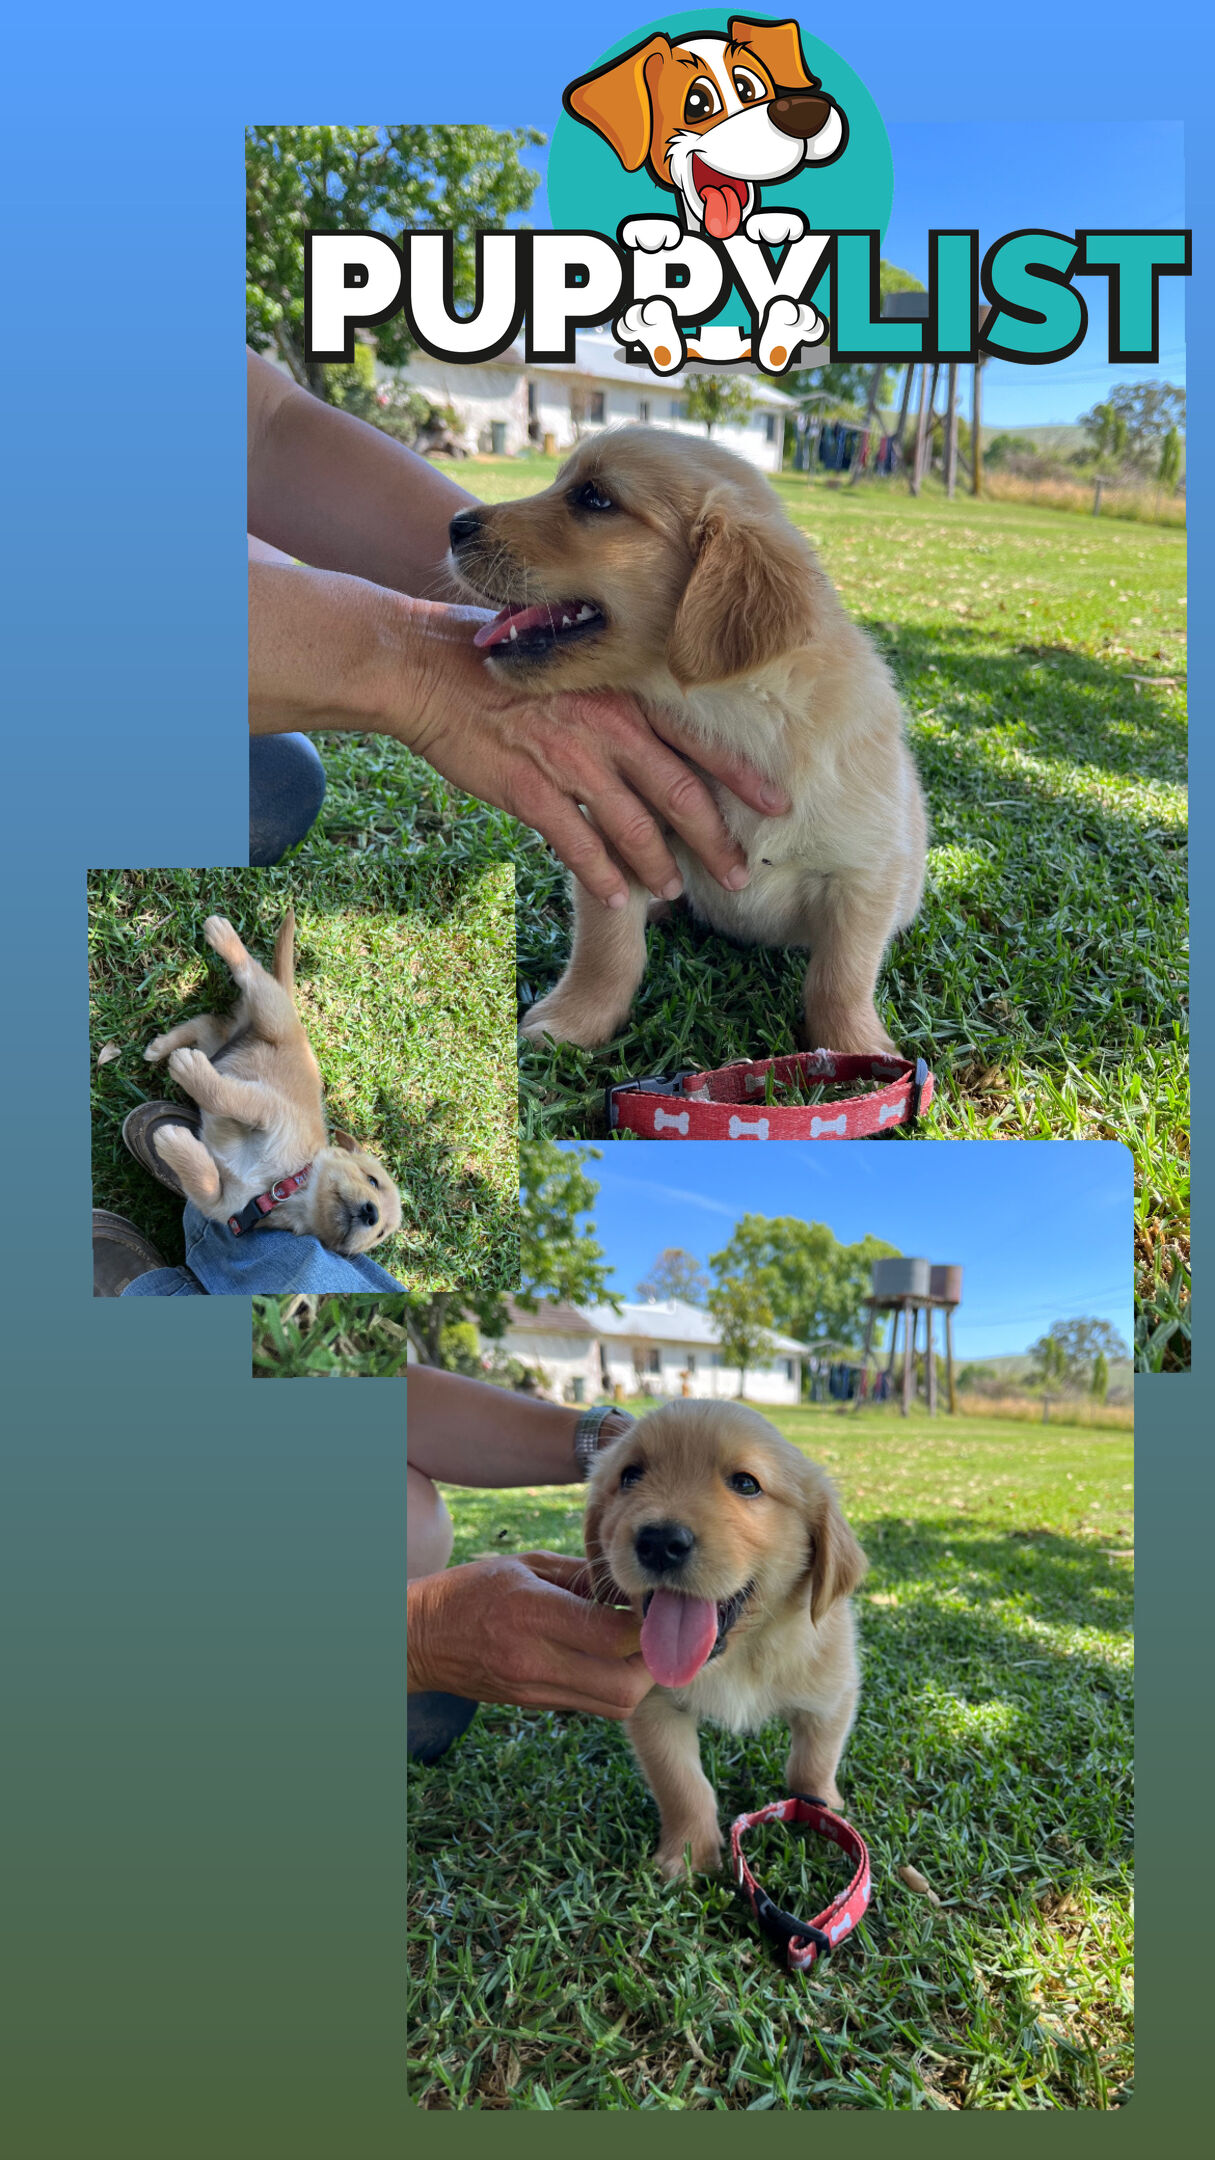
[702,186,742,241]
[640,1592,719,1687]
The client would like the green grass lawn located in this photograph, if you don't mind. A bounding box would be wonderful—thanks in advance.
[89,860,517,1293]
[408,1400,1133,2110]
[485,456,1187,1367]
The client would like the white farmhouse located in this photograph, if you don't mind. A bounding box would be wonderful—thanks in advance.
[497,1297,808,1407]
[389,329,796,473]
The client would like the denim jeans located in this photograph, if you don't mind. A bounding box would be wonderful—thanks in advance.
[121,1202,405,1295]
[249,733,327,866]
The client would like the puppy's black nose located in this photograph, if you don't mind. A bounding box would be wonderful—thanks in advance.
[358,1202,379,1227]
[448,507,483,551]
[770,91,834,139]
[635,1520,696,1574]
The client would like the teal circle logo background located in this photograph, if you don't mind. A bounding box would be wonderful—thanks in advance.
[548,11,893,244]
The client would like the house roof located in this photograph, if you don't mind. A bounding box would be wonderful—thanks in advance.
[506,1296,808,1357]
[494,331,797,409]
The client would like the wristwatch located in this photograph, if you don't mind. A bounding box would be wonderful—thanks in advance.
[572,1404,635,1479]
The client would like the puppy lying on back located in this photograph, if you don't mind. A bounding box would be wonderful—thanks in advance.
[585,1400,867,1878]
[451,427,927,1056]
[144,910,402,1257]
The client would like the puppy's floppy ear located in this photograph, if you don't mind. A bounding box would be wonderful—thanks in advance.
[728,16,819,92]
[806,1478,867,1623]
[564,35,670,172]
[330,1128,362,1155]
[667,493,819,686]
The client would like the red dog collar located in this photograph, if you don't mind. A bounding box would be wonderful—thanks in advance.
[226,1163,311,1237]
[730,1795,872,1973]
[608,1052,933,1140]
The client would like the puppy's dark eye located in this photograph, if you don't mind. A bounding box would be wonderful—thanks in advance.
[620,1463,645,1489]
[732,68,765,104]
[684,78,721,123]
[367,1176,381,1190]
[571,479,615,513]
[729,1471,763,1496]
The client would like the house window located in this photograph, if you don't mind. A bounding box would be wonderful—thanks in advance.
[638,399,650,423]
[589,391,606,424]
[686,1353,697,1374]
[784,1359,796,1382]
[764,413,777,443]
[648,1348,662,1375]
[668,400,683,421]
[527,381,538,419]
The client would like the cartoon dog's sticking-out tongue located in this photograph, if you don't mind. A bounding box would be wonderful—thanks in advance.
[640,1590,720,1688]
[691,156,749,239]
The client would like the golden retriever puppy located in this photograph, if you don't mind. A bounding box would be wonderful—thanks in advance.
[143,909,402,1257]
[450,427,927,1055]
[585,1400,867,1878]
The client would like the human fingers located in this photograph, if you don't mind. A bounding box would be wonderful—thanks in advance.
[651,710,792,820]
[516,1551,602,1599]
[607,742,753,892]
[514,1648,652,1720]
[506,776,636,910]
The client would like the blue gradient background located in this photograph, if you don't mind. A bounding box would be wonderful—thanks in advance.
[1,1,1207,2146]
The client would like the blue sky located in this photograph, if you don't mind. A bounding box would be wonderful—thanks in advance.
[566,1141,1133,1360]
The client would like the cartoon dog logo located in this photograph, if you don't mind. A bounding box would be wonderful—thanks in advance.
[564,16,847,240]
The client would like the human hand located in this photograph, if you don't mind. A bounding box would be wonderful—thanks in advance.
[398,606,792,910]
[406,1552,651,1719]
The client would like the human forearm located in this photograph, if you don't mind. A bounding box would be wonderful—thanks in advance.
[248,559,472,738]
[247,350,475,599]
[405,1368,583,1487]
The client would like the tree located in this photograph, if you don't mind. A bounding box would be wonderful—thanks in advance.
[707,1277,775,1398]
[709,1215,899,1356]
[1028,1317,1127,1392]
[246,126,543,398]
[403,1138,614,1365]
[636,1249,710,1307]
[1080,382,1185,468]
[682,372,755,436]
[1090,1350,1109,1403]
[1158,425,1183,491]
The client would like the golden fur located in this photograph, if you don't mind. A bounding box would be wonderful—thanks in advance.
[143,910,402,1256]
[452,427,927,1055]
[585,1401,867,1879]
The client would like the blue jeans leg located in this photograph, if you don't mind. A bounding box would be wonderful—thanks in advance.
[249,733,327,866]
[120,1204,405,1295]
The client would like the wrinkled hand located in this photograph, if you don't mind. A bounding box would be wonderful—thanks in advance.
[407,1552,651,1719]
[404,608,791,909]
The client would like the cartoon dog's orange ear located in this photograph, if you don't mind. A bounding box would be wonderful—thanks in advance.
[564,34,670,172]
[728,15,819,92]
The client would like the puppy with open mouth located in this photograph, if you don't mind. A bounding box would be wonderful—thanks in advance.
[585,1400,867,1879]
[451,427,927,1058]
[137,909,402,1258]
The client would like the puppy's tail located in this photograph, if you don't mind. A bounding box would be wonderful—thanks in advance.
[273,907,296,993]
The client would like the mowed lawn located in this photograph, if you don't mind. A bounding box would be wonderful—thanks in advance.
[89,860,517,1294]
[408,1400,1134,2110]
[484,455,1187,1365]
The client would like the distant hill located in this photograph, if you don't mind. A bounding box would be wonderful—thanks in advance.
[961,1351,1133,1397]
[979,424,1087,453]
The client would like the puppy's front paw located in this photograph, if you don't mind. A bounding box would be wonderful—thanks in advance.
[144,1034,173,1063]
[800,1007,899,1059]
[744,207,807,247]
[655,1822,723,1881]
[519,990,621,1050]
[619,216,684,253]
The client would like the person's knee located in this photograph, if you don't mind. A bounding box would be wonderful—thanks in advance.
[407,1465,454,1580]
[249,733,327,866]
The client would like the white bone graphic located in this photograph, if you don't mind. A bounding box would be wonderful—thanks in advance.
[652,1107,689,1134]
[810,1113,847,1137]
[758,294,825,372]
[878,1098,907,1125]
[614,297,685,373]
[728,1114,770,1139]
[745,1071,770,1093]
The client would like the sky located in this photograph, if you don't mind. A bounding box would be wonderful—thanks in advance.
[563,1141,1133,1361]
